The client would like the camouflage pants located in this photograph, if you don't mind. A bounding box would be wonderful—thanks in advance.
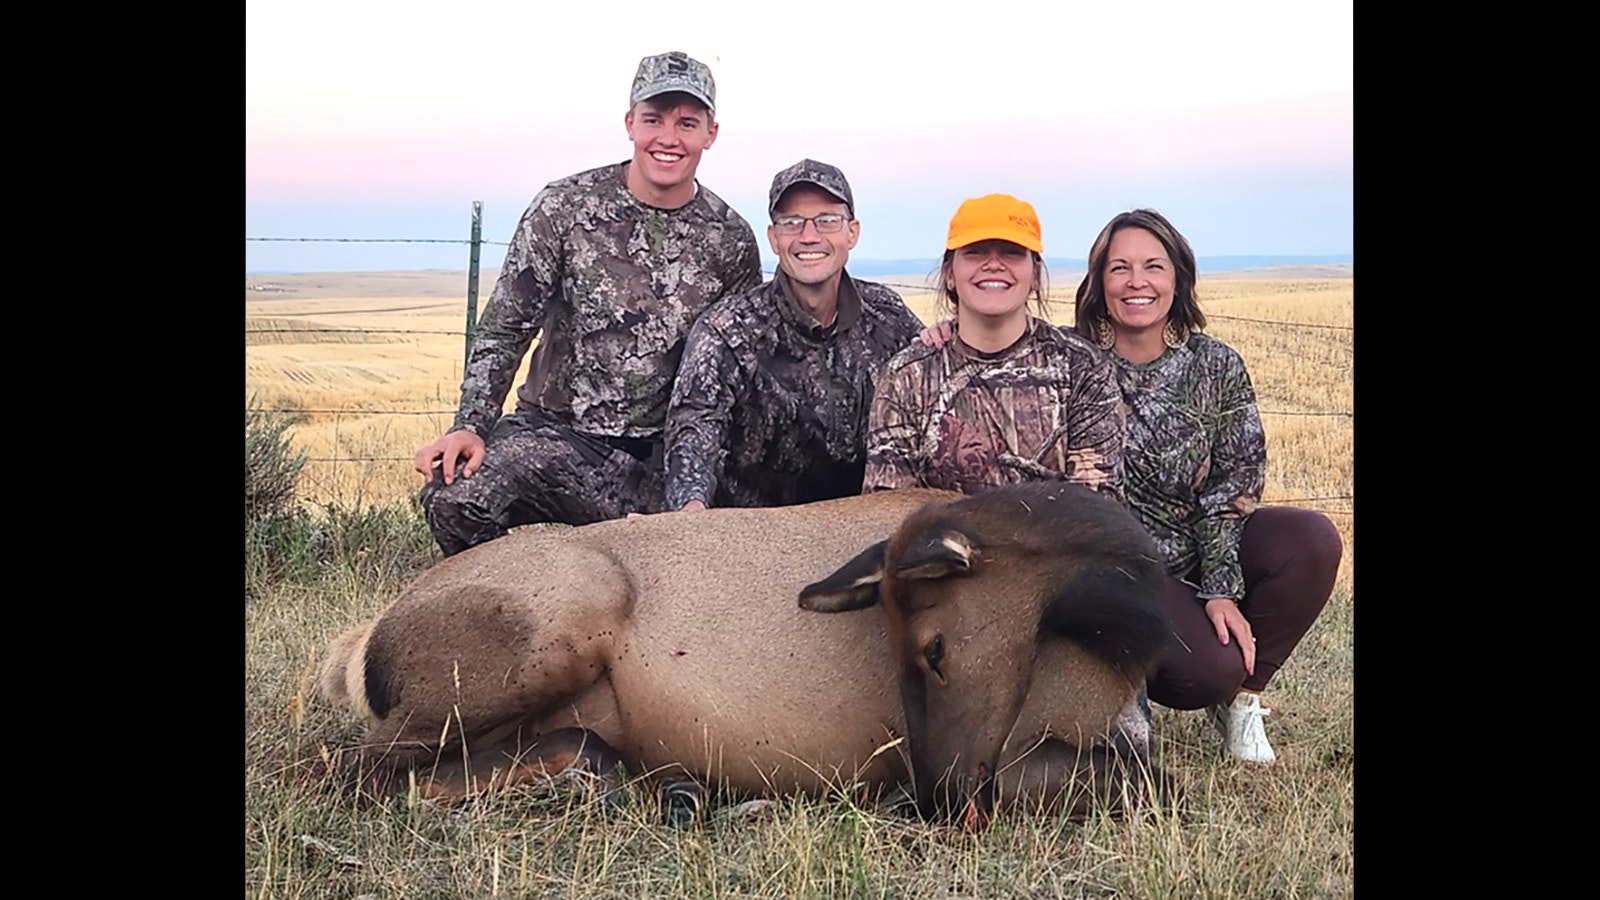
[419,410,666,557]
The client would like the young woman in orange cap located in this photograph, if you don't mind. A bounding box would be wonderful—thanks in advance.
[861,194,1125,496]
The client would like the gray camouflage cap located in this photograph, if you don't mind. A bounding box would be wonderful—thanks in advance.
[630,51,716,114]
[768,159,855,218]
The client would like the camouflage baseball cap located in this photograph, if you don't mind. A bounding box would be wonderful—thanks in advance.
[768,159,855,218]
[630,51,716,114]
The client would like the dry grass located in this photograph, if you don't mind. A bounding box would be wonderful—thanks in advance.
[245,271,1354,898]
[248,570,1352,896]
[250,580,1352,897]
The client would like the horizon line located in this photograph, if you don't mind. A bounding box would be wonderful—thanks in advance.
[246,252,1354,278]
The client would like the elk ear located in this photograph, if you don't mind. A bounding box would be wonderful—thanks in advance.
[799,541,886,613]
[892,530,975,582]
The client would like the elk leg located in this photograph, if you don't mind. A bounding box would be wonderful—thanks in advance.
[347,726,628,803]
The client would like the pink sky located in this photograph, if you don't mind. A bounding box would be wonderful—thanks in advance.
[246,1,1352,269]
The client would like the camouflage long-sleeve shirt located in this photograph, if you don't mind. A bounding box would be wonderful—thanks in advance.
[862,319,1124,499]
[664,271,923,509]
[452,163,762,440]
[1115,332,1265,601]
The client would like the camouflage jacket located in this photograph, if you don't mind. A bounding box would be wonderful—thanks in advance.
[1115,332,1265,601]
[862,319,1124,499]
[665,271,923,509]
[452,163,762,440]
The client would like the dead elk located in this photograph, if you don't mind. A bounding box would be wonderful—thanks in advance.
[319,482,1171,827]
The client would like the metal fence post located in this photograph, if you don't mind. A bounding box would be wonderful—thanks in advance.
[464,201,483,372]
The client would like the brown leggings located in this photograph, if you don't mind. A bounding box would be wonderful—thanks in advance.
[1146,506,1344,710]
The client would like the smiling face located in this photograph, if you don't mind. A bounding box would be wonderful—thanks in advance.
[1102,227,1175,337]
[623,97,717,206]
[947,240,1037,322]
[767,185,858,290]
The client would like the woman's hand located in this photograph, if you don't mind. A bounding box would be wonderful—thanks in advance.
[1204,597,1255,676]
[915,319,955,348]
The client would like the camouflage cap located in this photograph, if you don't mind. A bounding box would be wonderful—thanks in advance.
[768,159,855,218]
[630,51,716,114]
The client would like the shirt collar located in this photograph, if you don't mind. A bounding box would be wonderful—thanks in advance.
[952,316,1039,361]
[773,269,862,340]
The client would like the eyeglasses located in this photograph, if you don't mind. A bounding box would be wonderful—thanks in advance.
[772,213,851,235]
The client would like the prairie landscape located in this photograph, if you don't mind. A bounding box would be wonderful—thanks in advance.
[244,268,1353,897]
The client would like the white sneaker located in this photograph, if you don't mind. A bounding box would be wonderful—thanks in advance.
[1208,692,1277,763]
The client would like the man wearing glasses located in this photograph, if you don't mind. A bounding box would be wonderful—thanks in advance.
[413,51,762,556]
[664,159,922,511]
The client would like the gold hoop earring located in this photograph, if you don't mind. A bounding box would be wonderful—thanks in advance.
[1095,318,1116,350]
[1163,320,1188,349]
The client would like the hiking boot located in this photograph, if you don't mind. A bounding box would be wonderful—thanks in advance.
[1208,692,1277,763]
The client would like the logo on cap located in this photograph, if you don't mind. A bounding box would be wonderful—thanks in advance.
[630,51,716,114]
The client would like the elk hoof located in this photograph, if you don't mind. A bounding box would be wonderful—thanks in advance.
[660,780,705,829]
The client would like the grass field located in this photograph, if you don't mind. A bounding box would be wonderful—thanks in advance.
[244,269,1353,897]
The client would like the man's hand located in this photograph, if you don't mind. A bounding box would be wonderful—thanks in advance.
[1204,597,1256,676]
[414,430,486,484]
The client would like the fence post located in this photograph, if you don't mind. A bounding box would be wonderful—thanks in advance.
[464,201,483,372]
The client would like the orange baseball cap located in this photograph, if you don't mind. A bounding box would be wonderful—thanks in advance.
[945,193,1044,253]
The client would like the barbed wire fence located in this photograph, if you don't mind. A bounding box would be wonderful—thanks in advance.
[246,217,1353,517]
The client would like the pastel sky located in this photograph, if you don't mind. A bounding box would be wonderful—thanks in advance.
[245,0,1353,273]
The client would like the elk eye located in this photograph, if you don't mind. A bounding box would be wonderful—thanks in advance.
[923,635,944,675]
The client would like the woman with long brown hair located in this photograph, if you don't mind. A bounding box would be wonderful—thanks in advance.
[1077,208,1342,762]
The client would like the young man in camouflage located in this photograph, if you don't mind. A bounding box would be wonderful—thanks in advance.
[663,160,923,511]
[414,51,762,556]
